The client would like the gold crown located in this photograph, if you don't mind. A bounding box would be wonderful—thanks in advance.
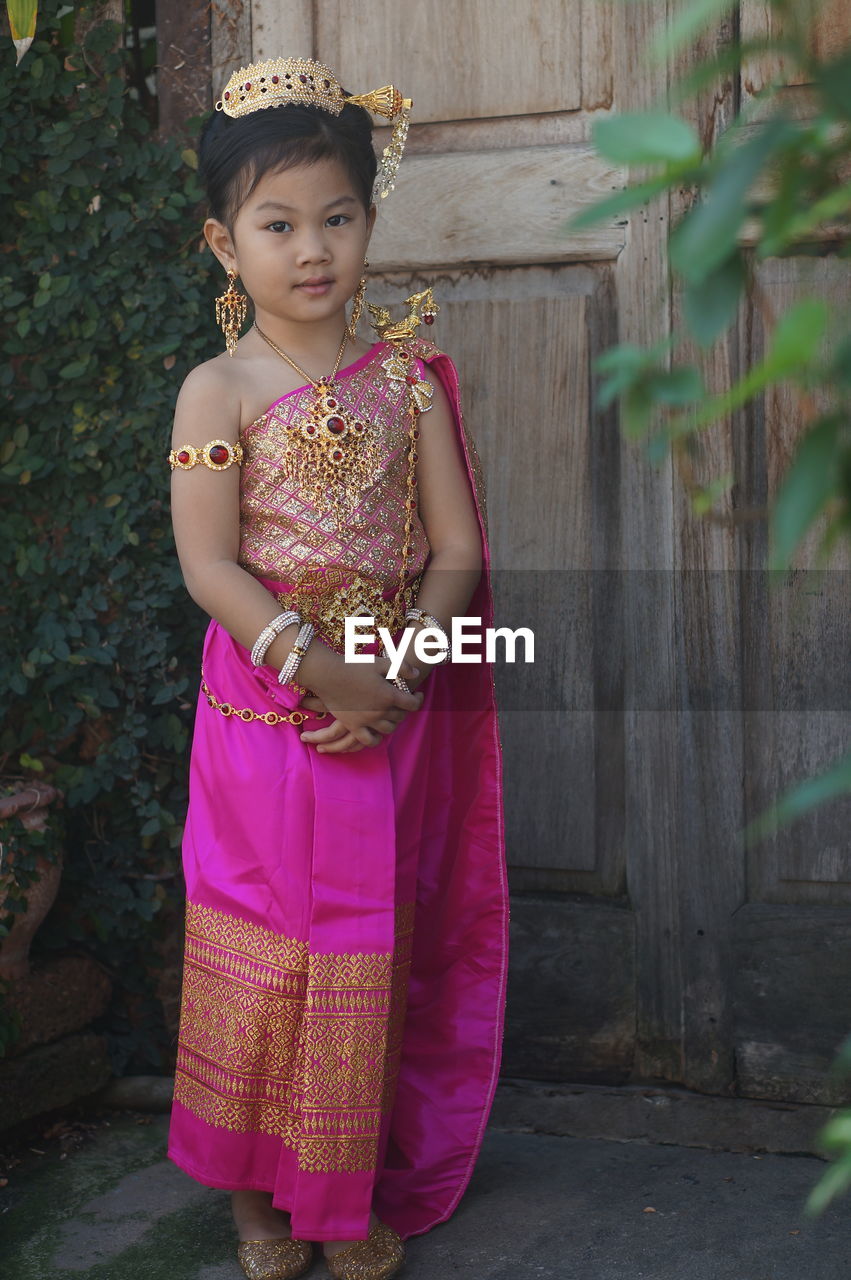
[214,57,412,198]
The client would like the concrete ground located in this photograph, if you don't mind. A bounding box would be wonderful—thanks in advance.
[2,1108,851,1280]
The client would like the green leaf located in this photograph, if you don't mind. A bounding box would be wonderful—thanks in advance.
[670,116,791,285]
[682,252,746,347]
[768,299,829,374]
[768,412,840,570]
[650,0,735,63]
[690,472,733,516]
[592,112,701,166]
[815,50,851,121]
[595,344,660,408]
[675,300,831,434]
[829,335,851,391]
[645,365,704,405]
[59,360,88,379]
[819,1113,851,1149]
[623,385,655,439]
[7,0,37,43]
[805,1152,851,1218]
[742,746,851,848]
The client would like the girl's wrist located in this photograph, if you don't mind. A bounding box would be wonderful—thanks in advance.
[280,630,340,695]
[403,617,449,667]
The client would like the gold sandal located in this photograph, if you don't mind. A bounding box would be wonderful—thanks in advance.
[324,1220,406,1280]
[237,1236,314,1280]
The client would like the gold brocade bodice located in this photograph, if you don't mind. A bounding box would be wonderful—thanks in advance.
[237,342,431,652]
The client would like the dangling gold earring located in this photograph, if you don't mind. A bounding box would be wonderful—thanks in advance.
[347,261,369,340]
[215,268,248,357]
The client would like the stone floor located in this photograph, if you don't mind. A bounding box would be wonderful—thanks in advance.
[2,1108,851,1279]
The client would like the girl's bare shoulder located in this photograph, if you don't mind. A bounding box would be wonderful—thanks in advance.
[172,354,243,446]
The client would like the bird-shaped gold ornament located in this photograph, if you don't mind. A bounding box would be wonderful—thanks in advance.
[368,288,440,342]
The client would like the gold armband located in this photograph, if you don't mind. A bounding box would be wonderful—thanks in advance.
[168,439,243,471]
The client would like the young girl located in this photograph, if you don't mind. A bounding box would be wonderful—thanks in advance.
[165,56,508,1280]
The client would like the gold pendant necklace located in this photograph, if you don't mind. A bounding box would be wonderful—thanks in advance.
[253,321,378,524]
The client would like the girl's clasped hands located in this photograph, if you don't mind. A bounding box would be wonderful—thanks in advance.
[298,649,426,754]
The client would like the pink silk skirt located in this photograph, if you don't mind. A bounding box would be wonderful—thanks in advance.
[166,571,508,1242]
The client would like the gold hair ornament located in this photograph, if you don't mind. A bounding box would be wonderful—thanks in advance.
[214,58,412,199]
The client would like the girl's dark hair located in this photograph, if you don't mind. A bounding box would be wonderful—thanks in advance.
[198,100,377,234]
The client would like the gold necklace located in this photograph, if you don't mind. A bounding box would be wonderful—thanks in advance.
[253,321,379,524]
[253,319,349,387]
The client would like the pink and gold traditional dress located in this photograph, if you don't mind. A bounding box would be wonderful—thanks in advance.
[166,334,508,1244]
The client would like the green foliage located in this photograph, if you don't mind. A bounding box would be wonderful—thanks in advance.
[570,0,851,574]
[591,111,702,166]
[805,1022,851,1215]
[0,0,220,1071]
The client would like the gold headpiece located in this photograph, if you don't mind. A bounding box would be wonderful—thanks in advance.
[214,57,412,199]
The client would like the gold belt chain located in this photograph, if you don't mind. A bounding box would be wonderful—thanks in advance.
[200,668,327,728]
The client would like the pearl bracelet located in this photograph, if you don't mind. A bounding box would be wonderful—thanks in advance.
[278,621,316,687]
[405,607,451,663]
[251,611,302,668]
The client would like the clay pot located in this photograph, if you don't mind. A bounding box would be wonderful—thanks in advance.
[0,784,64,983]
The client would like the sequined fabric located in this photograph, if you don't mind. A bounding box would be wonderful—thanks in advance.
[325,1221,406,1280]
[236,1237,313,1280]
[237,343,430,651]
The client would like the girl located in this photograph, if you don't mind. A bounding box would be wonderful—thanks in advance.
[165,56,508,1280]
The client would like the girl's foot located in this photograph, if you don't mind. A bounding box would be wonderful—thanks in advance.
[232,1191,314,1280]
[322,1209,380,1259]
[231,1188,294,1241]
[322,1212,406,1280]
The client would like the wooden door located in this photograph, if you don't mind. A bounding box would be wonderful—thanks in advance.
[208,0,851,1107]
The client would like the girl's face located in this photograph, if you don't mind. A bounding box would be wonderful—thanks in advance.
[206,156,375,334]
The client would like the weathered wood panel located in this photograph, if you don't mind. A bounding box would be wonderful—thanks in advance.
[367,267,625,893]
[250,0,311,62]
[732,905,851,1105]
[211,0,251,87]
[581,0,613,111]
[207,0,851,1106]
[741,0,851,99]
[503,898,636,1082]
[367,145,624,271]
[669,3,744,1097]
[315,0,584,123]
[155,0,212,141]
[739,256,851,910]
[612,0,684,1086]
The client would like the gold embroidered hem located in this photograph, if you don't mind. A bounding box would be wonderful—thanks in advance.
[173,899,414,1175]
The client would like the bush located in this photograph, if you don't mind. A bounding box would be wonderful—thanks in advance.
[0,0,220,1072]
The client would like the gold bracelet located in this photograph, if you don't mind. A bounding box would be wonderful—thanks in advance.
[200,670,327,727]
[169,440,244,470]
